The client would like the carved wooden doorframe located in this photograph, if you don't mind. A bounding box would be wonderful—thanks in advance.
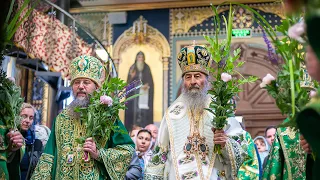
[231,42,285,137]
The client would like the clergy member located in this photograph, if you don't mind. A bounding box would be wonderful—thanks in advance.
[144,45,259,180]
[31,55,134,179]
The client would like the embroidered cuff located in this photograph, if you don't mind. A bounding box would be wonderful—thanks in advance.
[30,153,54,180]
[95,149,103,162]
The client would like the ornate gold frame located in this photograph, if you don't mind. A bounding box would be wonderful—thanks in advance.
[69,0,277,13]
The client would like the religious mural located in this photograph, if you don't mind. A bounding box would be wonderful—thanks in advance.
[125,51,154,129]
[112,15,170,130]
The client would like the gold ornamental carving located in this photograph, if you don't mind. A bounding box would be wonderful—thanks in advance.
[170,3,284,34]
[171,7,228,34]
[113,16,170,61]
[253,3,285,19]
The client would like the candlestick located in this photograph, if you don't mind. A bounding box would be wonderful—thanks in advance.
[143,22,147,34]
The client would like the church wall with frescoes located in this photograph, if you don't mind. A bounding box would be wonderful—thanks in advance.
[62,2,286,135]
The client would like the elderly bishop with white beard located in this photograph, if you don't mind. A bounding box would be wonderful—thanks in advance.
[145,45,259,180]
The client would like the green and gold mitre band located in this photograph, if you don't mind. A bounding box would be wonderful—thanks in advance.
[177,45,211,76]
[70,55,103,87]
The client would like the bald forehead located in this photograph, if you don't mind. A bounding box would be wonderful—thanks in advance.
[145,124,158,130]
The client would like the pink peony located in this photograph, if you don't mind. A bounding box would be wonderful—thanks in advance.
[100,95,113,106]
[260,74,275,88]
[310,90,317,98]
[288,21,305,43]
[221,73,232,82]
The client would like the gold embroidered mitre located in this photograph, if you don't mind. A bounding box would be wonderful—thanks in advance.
[70,55,103,87]
[177,45,212,76]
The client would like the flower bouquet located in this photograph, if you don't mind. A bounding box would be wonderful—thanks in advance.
[75,74,142,161]
[204,4,257,154]
[237,3,319,129]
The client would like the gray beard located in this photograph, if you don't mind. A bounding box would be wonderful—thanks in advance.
[67,97,90,118]
[181,81,210,113]
[136,61,145,72]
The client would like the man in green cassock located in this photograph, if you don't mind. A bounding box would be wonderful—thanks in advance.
[31,55,135,180]
[262,119,307,180]
[262,50,316,180]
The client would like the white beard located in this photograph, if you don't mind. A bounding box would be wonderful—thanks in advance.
[136,61,145,72]
[181,81,210,113]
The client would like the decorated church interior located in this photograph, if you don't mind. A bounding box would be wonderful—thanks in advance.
[1,0,319,179]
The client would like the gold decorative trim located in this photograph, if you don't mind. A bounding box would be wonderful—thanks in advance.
[27,71,33,103]
[225,140,238,178]
[253,2,285,19]
[170,2,283,34]
[205,147,216,179]
[171,7,228,34]
[277,128,292,180]
[165,110,181,180]
[42,84,49,126]
[69,0,276,13]
[112,16,170,60]
[0,155,7,161]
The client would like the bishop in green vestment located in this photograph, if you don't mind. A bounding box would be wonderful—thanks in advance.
[31,55,135,180]
[262,119,307,180]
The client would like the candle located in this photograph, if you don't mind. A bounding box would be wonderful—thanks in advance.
[144,22,147,34]
[138,22,140,32]
[132,22,135,33]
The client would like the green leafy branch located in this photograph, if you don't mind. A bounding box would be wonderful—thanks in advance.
[75,73,141,144]
[237,3,319,129]
[0,71,24,131]
[205,4,257,154]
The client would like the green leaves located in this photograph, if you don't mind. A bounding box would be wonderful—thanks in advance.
[0,71,24,130]
[76,76,140,144]
[237,3,318,129]
[205,4,258,140]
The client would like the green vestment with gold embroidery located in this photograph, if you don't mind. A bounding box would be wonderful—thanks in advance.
[0,122,9,180]
[262,119,307,180]
[31,109,134,180]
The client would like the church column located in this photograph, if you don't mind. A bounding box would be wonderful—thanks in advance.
[113,59,120,73]
[163,57,169,112]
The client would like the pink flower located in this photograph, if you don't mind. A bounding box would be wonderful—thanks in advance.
[288,21,305,43]
[8,77,15,83]
[100,95,113,106]
[310,90,317,98]
[221,73,232,82]
[260,74,275,88]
